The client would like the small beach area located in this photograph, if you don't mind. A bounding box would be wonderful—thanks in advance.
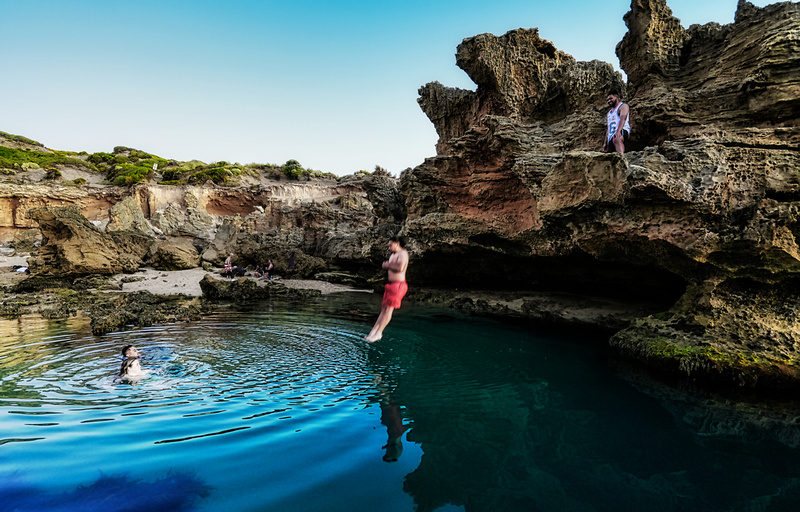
[1,253,370,297]
[112,267,371,296]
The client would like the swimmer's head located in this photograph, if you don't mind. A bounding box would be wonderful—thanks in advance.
[121,345,139,358]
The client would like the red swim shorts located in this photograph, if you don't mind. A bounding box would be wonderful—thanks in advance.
[382,281,408,309]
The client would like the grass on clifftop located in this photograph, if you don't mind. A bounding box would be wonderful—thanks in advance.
[2,131,384,185]
[89,148,170,186]
[159,159,336,185]
[0,146,97,175]
[0,131,44,147]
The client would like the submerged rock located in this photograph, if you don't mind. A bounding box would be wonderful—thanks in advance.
[87,290,206,335]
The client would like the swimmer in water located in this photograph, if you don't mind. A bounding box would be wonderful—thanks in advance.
[119,345,147,381]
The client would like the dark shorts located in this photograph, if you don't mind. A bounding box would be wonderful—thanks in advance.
[382,281,408,309]
[608,130,629,152]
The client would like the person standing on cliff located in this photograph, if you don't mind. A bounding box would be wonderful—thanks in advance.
[603,90,631,154]
[366,236,409,343]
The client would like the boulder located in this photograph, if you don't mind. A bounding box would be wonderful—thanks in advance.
[150,203,216,240]
[148,237,201,270]
[27,205,153,275]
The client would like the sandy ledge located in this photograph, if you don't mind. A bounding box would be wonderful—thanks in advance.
[112,267,372,296]
[1,254,372,296]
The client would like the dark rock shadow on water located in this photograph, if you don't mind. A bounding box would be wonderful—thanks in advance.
[611,358,800,449]
[0,472,211,512]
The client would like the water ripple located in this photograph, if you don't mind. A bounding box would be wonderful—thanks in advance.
[1,308,377,454]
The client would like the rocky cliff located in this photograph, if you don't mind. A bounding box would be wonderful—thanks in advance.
[0,168,402,276]
[404,0,800,391]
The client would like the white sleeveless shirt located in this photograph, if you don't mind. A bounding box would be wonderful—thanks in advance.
[607,103,631,141]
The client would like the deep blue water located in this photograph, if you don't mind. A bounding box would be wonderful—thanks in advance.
[1,293,800,512]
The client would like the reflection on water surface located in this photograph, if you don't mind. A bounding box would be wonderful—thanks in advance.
[1,294,800,512]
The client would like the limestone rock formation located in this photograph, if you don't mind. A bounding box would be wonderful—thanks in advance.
[106,195,156,236]
[418,28,624,155]
[0,183,126,232]
[148,237,201,271]
[405,0,800,391]
[618,0,800,147]
[2,169,397,280]
[27,205,153,275]
[4,0,797,396]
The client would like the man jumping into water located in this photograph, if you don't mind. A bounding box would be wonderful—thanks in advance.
[366,236,409,343]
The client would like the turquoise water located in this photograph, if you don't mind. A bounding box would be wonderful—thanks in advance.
[2,293,800,512]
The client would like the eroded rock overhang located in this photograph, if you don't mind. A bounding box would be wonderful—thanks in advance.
[403,0,800,391]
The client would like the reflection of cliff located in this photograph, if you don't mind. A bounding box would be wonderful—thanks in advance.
[402,0,800,391]
[370,317,800,512]
[375,314,800,512]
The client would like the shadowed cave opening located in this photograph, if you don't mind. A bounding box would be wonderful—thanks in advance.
[411,247,687,308]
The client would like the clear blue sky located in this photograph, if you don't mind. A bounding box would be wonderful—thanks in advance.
[0,0,774,175]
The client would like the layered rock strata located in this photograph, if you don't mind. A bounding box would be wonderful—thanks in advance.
[2,174,401,277]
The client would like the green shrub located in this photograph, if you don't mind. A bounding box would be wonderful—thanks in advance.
[187,166,229,184]
[88,152,115,165]
[161,169,182,182]
[306,169,337,179]
[107,162,154,186]
[179,160,206,171]
[113,147,154,160]
[72,178,87,186]
[281,159,305,178]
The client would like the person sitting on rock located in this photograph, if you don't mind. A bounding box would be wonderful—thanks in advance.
[254,264,265,277]
[118,345,147,382]
[603,89,631,154]
[224,253,235,281]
